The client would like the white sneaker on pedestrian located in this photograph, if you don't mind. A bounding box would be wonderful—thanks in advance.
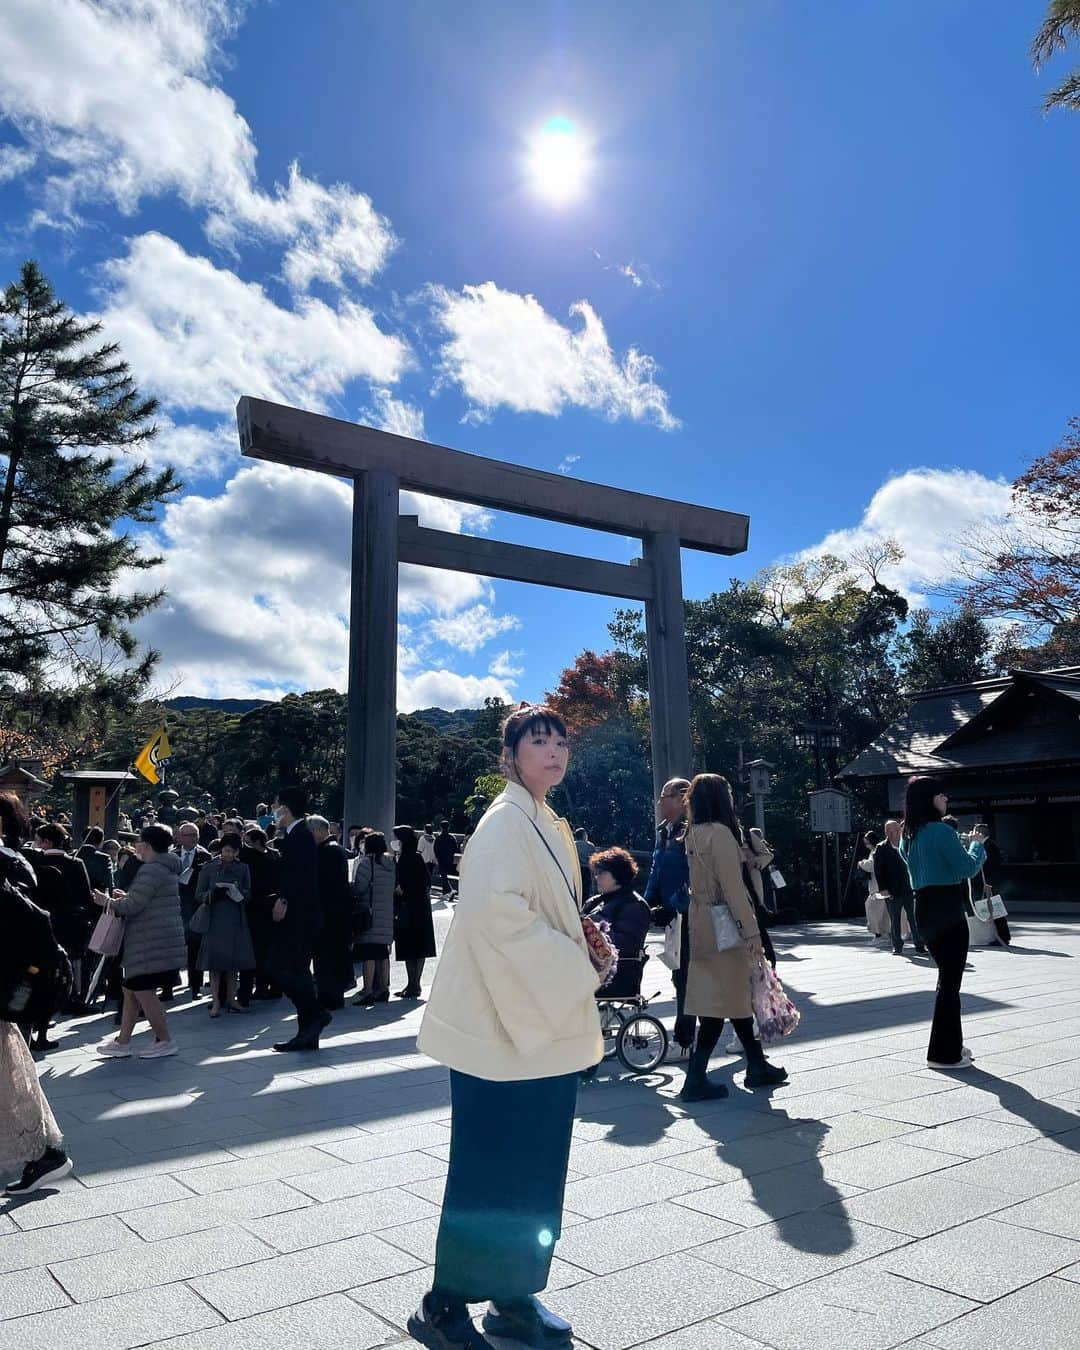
[137,1039,178,1059]
[97,1039,132,1058]
[926,1054,974,1071]
[723,1034,741,1053]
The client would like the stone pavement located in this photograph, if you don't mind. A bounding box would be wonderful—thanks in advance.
[3,904,1080,1350]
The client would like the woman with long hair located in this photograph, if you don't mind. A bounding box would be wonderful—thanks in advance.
[410,704,602,1350]
[900,776,986,1070]
[682,773,787,1100]
[351,830,396,1006]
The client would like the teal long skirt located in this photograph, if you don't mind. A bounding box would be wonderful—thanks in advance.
[433,1069,578,1303]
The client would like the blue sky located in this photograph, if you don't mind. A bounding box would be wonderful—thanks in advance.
[2,1,1077,707]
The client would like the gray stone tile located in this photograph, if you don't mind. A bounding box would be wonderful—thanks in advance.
[832,1173,1010,1237]
[993,1181,1080,1240]
[554,1200,740,1274]
[77,1146,237,1187]
[903,1116,1042,1159]
[317,1121,451,1163]
[656,1133,820,1183]
[919,1277,1080,1349]
[0,1266,70,1318]
[879,1217,1080,1301]
[563,1162,702,1217]
[835,1072,961,1104]
[674,1161,863,1228]
[50,1223,274,1302]
[175,1146,344,1194]
[378,1215,441,1263]
[543,1253,772,1350]
[346,1265,434,1331]
[936,1147,1080,1200]
[0,1215,131,1274]
[720,1261,975,1349]
[140,1292,393,1350]
[568,1131,704,1173]
[815,1140,961,1190]
[6,1174,193,1230]
[118,1179,313,1240]
[286,1149,447,1202]
[629,1325,775,1350]
[695,1211,911,1288]
[246,1186,438,1251]
[190,1234,421,1318]
[774,1111,916,1156]
[0,1283,221,1350]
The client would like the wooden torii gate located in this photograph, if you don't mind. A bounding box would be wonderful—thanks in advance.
[236,397,749,832]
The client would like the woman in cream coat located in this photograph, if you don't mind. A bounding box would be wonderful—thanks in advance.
[411,704,601,1350]
[682,773,788,1099]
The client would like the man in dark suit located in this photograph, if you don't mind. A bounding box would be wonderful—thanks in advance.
[173,822,212,996]
[239,826,280,1003]
[878,819,927,957]
[309,815,354,1010]
[76,827,115,894]
[268,786,329,1051]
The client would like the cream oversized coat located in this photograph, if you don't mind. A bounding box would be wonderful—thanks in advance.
[684,821,760,1021]
[418,780,603,1081]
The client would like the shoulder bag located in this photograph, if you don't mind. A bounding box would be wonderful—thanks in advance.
[687,826,744,953]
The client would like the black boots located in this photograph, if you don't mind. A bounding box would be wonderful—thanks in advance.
[679,1047,729,1101]
[483,1296,573,1346]
[272,1008,332,1053]
[743,1041,787,1088]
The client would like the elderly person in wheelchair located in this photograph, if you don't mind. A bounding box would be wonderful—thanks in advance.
[584,847,652,995]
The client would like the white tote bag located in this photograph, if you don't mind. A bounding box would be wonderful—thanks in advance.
[967,911,997,946]
[768,867,787,890]
[659,915,681,970]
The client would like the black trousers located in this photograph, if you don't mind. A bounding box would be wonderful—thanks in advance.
[314,911,355,1007]
[915,884,969,1064]
[268,939,321,1029]
[886,891,923,952]
[437,863,456,896]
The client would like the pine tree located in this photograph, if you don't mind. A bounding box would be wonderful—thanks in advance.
[0,260,180,689]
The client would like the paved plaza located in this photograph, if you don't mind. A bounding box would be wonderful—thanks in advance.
[2,907,1080,1350]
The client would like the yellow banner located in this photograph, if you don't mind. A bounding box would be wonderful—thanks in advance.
[133,727,172,785]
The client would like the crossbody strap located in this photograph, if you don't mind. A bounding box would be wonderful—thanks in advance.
[507,800,579,907]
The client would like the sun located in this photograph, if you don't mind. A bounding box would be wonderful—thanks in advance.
[528,116,590,206]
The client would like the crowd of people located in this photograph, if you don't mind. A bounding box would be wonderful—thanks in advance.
[1,707,1003,1342]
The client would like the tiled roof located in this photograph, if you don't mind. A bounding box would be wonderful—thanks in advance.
[839,666,1080,779]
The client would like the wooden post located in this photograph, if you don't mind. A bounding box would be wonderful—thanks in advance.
[644,530,693,812]
[344,469,399,837]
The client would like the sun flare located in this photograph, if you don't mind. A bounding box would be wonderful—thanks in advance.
[528,116,590,206]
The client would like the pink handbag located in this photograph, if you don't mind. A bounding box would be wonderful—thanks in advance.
[88,908,125,956]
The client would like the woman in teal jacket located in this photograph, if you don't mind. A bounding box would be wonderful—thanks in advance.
[900,777,986,1070]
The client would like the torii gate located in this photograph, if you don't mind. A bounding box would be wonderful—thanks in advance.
[236,397,749,832]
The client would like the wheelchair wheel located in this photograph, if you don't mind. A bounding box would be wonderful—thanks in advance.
[599,1004,628,1060]
[617,1013,668,1073]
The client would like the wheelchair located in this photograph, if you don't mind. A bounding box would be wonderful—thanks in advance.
[594,955,670,1074]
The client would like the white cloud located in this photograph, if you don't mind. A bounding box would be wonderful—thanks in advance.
[361,387,426,440]
[0,142,35,182]
[398,668,516,713]
[0,1,395,290]
[430,281,679,429]
[489,649,524,680]
[556,453,581,475]
[149,417,237,478]
[131,461,499,700]
[428,604,521,654]
[96,232,409,417]
[800,467,1015,602]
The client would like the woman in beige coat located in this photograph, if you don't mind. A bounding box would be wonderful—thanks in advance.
[411,704,602,1350]
[682,774,788,1099]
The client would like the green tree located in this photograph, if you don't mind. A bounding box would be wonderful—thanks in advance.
[1033,1,1080,111]
[896,607,992,692]
[0,260,180,689]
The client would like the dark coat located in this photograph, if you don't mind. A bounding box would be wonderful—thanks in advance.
[173,842,213,926]
[584,885,651,962]
[394,849,436,959]
[0,879,61,1025]
[272,818,321,951]
[643,822,691,925]
[30,850,93,956]
[316,838,351,921]
[875,839,912,900]
[434,830,458,868]
[76,843,114,893]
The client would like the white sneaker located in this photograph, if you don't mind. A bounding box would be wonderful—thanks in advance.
[97,1039,132,1058]
[926,1055,974,1071]
[137,1039,178,1059]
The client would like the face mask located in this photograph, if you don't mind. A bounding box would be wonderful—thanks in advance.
[390,839,402,856]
